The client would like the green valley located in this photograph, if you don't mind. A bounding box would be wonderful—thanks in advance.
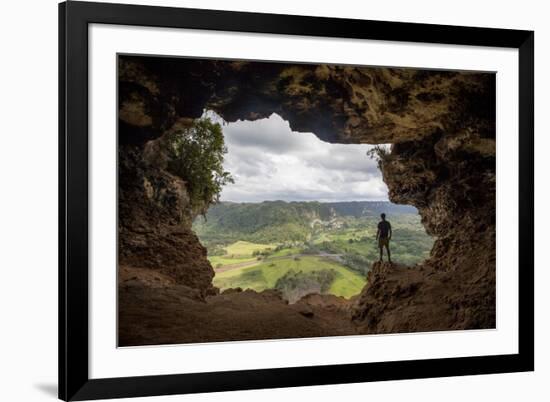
[193,200,433,302]
[214,256,366,303]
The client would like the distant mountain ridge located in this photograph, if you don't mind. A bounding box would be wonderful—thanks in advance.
[193,200,418,245]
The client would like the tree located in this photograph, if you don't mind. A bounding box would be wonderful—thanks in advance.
[366,144,391,169]
[165,117,234,215]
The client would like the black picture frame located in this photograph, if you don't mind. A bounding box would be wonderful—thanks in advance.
[59,1,534,400]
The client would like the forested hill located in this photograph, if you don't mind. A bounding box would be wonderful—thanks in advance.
[327,201,416,218]
[193,200,417,245]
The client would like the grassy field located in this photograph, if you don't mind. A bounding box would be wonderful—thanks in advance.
[208,241,275,267]
[208,255,257,267]
[269,247,302,258]
[224,240,274,256]
[213,255,366,299]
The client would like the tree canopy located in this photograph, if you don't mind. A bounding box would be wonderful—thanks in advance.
[166,117,234,215]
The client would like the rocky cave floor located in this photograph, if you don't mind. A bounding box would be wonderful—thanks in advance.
[119,262,440,346]
[118,264,357,346]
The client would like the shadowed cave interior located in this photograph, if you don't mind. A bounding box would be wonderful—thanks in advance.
[117,55,496,346]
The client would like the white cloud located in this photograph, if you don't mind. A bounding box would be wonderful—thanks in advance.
[208,112,389,202]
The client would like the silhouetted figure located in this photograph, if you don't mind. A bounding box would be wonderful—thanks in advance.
[376,213,392,263]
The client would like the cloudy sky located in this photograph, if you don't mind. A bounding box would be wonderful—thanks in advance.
[209,112,389,203]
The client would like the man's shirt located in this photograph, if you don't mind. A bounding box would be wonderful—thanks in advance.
[378,220,391,239]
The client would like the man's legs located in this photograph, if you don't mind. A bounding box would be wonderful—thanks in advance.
[379,243,383,262]
[385,243,392,263]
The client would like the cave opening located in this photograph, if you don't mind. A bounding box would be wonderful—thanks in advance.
[191,111,434,303]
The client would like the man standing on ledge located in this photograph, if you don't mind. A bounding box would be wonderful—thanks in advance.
[376,213,392,264]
